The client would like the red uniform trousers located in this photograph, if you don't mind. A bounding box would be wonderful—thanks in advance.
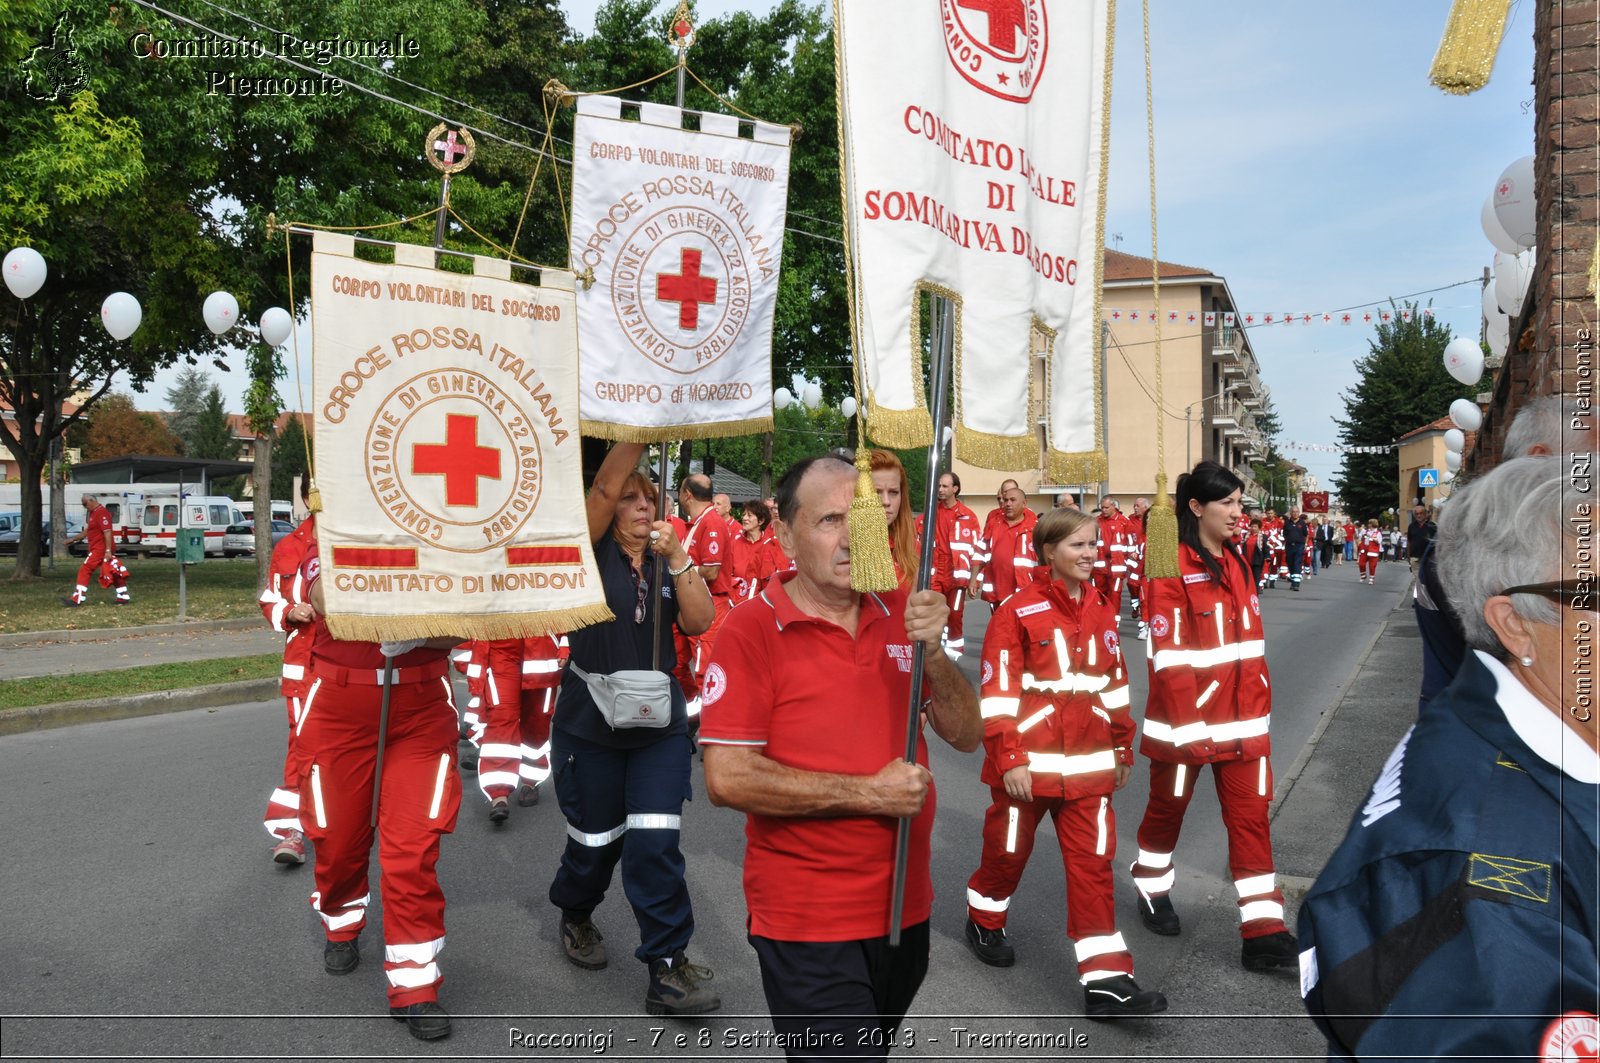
[477,645,555,801]
[1131,758,1287,940]
[1358,549,1380,581]
[73,550,128,602]
[687,594,733,716]
[263,692,313,839]
[297,667,462,1006]
[967,790,1134,984]
[932,577,966,660]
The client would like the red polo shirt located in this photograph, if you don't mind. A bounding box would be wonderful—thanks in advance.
[700,572,934,942]
[686,507,732,597]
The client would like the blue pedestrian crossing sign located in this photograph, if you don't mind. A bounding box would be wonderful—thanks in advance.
[1418,468,1440,487]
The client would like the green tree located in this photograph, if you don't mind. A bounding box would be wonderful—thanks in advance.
[188,385,242,461]
[1333,305,1478,520]
[271,414,313,503]
[163,366,211,453]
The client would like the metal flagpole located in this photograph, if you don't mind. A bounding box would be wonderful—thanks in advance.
[652,12,692,672]
[888,295,955,947]
[371,653,395,827]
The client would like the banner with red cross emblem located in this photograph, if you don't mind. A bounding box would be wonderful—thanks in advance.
[569,95,792,440]
[836,0,1112,482]
[310,234,613,642]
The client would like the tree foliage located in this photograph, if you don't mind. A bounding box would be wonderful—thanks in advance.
[82,393,181,459]
[189,385,242,461]
[271,414,313,502]
[1333,305,1478,520]
[163,366,211,453]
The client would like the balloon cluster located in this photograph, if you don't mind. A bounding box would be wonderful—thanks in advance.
[4,245,296,348]
[773,372,856,419]
[1478,155,1536,360]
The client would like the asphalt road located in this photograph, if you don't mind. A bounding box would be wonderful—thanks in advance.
[0,558,1410,1061]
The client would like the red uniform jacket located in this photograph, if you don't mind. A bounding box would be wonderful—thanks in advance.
[259,518,318,698]
[485,635,569,695]
[976,508,1039,604]
[1357,528,1384,557]
[1141,543,1271,765]
[1095,512,1133,580]
[979,579,1133,798]
[919,501,981,591]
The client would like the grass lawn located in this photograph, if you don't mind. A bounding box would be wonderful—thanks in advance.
[0,556,267,634]
[0,653,280,711]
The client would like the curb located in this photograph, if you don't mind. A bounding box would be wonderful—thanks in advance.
[0,678,281,737]
[0,617,264,650]
[1270,583,1411,823]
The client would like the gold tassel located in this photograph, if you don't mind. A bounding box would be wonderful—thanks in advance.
[1143,472,1180,580]
[847,449,898,592]
[1428,0,1513,95]
[306,478,322,513]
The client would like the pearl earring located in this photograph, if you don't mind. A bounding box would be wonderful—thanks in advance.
[1520,656,1534,667]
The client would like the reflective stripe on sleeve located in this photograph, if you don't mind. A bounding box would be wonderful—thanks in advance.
[1026,750,1116,775]
[981,696,1021,719]
[522,659,562,674]
[1099,685,1130,709]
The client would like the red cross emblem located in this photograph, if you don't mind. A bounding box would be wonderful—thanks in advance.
[425,122,475,174]
[655,248,719,330]
[1498,181,1510,198]
[436,131,466,164]
[413,414,501,507]
[957,0,1027,52]
[1342,313,1351,323]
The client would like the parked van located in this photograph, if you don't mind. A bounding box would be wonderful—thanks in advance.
[134,496,245,556]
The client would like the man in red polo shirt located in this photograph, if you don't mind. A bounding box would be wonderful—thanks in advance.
[65,494,130,606]
[970,481,1039,607]
[701,453,982,1056]
[679,474,730,722]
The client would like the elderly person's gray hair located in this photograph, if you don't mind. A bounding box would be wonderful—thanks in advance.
[1503,395,1566,458]
[1436,455,1586,657]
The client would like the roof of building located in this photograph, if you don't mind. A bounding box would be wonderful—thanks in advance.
[1398,414,1454,441]
[70,455,253,486]
[666,460,763,502]
[223,411,312,438]
[1102,249,1215,282]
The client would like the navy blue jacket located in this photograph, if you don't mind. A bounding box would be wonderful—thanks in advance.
[1298,650,1598,1060]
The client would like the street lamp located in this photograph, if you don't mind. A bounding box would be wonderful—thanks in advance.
[1185,384,1235,469]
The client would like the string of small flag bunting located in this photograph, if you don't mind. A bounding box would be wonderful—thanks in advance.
[1278,441,1400,454]
[1105,308,1436,327]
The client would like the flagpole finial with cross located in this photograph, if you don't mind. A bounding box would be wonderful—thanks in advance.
[669,1,694,54]
[426,123,476,176]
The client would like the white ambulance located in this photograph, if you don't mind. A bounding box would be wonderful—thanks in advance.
[133,496,245,556]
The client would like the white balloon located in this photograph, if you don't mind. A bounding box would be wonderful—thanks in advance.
[3,247,46,299]
[1449,398,1482,432]
[203,291,240,335]
[1443,428,1465,453]
[802,381,823,409]
[773,387,793,410]
[1445,450,1462,471]
[840,396,858,420]
[1493,250,1534,317]
[100,292,142,341]
[1442,336,1485,385]
[1492,155,1536,249]
[1479,280,1499,321]
[1480,195,1521,255]
[1487,325,1509,359]
[1441,471,1457,484]
[258,306,293,347]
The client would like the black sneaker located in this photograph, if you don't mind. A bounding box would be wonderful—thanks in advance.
[323,938,359,975]
[516,783,540,807]
[488,797,509,825]
[559,912,607,970]
[1084,975,1168,1020]
[62,597,81,608]
[964,918,1015,967]
[1241,930,1298,971]
[1135,893,1181,936]
[389,1001,451,1041]
[645,950,721,1016]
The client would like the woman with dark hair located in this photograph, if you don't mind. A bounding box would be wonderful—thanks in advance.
[869,448,919,591]
[546,441,720,1016]
[1128,461,1297,973]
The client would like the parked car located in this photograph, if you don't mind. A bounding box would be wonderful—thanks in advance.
[0,512,85,556]
[223,520,295,557]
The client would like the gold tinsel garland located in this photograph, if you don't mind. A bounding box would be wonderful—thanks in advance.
[1428,0,1513,95]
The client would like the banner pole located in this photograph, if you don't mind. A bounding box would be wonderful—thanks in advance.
[371,654,395,827]
[888,294,954,947]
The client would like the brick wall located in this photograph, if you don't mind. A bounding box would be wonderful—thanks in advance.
[1471,0,1598,468]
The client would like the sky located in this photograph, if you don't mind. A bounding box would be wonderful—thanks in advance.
[126,0,1536,494]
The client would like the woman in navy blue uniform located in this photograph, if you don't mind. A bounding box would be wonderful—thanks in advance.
[1298,456,1598,1059]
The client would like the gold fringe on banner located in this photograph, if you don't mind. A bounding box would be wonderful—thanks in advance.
[1047,449,1109,486]
[579,415,774,443]
[325,603,616,645]
[848,448,900,592]
[1428,0,1513,95]
[1144,471,1179,580]
[1587,242,1598,314]
[954,423,1037,473]
[862,400,931,449]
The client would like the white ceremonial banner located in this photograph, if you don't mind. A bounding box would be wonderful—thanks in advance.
[310,234,611,642]
[836,0,1112,482]
[570,95,792,440]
